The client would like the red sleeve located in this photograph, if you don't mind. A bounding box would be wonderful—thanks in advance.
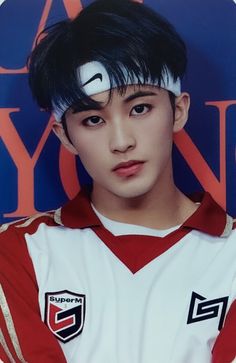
[212,300,236,363]
[0,225,67,363]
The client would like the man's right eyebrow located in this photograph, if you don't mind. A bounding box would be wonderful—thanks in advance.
[72,103,103,114]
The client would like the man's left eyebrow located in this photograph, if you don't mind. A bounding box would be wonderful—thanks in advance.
[124,91,157,103]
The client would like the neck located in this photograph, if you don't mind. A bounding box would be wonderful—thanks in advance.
[91,180,198,230]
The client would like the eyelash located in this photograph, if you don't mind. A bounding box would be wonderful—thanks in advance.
[82,116,103,127]
[82,103,153,127]
[130,103,152,116]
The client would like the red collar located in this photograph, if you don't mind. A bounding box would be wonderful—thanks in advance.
[57,190,232,238]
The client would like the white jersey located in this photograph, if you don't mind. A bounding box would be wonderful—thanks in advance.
[0,191,235,363]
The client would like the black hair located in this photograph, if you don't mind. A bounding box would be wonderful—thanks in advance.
[28,0,187,117]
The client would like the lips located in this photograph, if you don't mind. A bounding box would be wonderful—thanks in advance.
[112,160,144,177]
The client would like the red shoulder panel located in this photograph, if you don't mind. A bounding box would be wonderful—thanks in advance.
[212,300,236,363]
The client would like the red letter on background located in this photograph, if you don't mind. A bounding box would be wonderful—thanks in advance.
[174,100,236,210]
[0,109,53,217]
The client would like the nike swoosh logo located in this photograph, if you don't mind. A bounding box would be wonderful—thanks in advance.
[82,73,103,87]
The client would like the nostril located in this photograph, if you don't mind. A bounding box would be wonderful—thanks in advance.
[112,143,135,153]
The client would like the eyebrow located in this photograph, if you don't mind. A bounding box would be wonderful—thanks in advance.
[72,102,103,114]
[124,90,158,103]
[71,90,158,114]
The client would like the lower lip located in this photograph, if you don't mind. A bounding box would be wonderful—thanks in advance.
[114,162,144,177]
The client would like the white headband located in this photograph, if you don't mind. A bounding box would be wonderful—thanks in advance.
[53,61,181,121]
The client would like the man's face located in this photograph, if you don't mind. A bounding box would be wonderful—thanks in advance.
[54,85,189,202]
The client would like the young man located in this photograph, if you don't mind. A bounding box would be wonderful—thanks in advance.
[0,0,235,362]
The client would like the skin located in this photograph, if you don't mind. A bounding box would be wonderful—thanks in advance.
[53,85,198,229]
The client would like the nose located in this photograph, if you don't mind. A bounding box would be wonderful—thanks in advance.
[109,120,136,153]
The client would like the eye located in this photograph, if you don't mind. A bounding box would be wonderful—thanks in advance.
[83,116,104,127]
[130,104,152,116]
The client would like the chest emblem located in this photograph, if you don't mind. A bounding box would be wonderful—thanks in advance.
[187,291,228,330]
[44,290,86,343]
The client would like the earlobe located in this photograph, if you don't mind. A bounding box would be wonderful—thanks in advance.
[173,92,190,133]
[52,122,79,155]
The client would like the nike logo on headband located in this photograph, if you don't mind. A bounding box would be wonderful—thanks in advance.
[82,73,103,87]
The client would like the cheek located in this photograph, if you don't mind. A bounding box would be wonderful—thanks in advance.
[77,142,99,162]
[73,138,104,176]
[68,124,109,163]
[69,128,98,156]
[143,115,173,150]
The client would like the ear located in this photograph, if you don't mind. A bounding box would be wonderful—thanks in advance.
[52,122,79,155]
[173,92,190,133]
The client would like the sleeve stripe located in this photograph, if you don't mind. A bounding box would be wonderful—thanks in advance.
[0,329,17,363]
[0,212,54,233]
[0,285,28,363]
[16,213,53,229]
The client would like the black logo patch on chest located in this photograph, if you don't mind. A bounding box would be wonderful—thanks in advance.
[187,291,228,330]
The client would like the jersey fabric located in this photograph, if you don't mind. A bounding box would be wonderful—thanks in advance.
[0,190,235,363]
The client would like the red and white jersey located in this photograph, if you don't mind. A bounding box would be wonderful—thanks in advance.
[0,191,235,363]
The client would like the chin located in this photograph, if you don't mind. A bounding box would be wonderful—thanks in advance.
[110,182,155,200]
